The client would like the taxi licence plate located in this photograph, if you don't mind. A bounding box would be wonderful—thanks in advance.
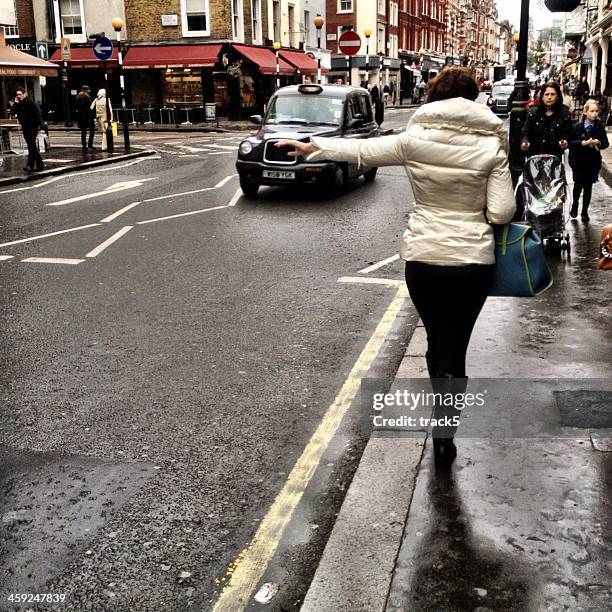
[263,170,295,179]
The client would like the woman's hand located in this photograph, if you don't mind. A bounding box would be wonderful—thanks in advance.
[274,139,316,158]
[559,139,568,150]
[520,141,530,151]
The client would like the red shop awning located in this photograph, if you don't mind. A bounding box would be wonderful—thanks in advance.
[0,45,58,76]
[232,44,295,75]
[122,44,222,69]
[50,46,118,67]
[278,49,328,75]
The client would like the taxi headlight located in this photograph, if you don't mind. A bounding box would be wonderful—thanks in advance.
[239,141,253,155]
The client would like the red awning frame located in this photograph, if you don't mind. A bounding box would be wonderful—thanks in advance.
[277,49,328,75]
[50,47,118,68]
[122,44,222,70]
[232,44,295,75]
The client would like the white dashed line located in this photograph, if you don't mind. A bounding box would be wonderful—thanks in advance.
[227,188,242,207]
[100,201,141,223]
[22,257,85,265]
[0,255,14,261]
[0,223,100,248]
[86,226,133,258]
[358,254,400,274]
[338,276,404,288]
[137,205,228,225]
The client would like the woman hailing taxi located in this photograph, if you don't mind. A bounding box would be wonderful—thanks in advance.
[276,68,516,468]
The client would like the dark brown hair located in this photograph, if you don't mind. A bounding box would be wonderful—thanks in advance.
[540,80,563,112]
[425,67,479,103]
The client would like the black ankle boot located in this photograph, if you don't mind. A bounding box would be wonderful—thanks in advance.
[433,438,457,469]
[570,203,578,219]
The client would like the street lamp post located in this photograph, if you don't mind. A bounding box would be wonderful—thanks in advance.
[112,17,129,152]
[364,28,372,89]
[273,41,281,91]
[314,15,324,85]
[509,0,531,185]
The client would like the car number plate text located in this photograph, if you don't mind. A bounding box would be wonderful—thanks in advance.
[263,170,295,179]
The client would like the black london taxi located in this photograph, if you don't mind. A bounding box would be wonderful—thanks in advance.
[236,84,383,197]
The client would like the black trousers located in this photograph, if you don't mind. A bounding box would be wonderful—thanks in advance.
[23,129,43,170]
[404,261,494,378]
[80,122,95,148]
[572,180,593,214]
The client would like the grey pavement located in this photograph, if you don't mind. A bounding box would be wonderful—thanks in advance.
[302,172,612,611]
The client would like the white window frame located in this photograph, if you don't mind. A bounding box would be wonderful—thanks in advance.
[338,0,353,14]
[2,0,18,37]
[59,0,86,43]
[378,0,386,15]
[251,0,262,44]
[231,0,244,41]
[181,0,211,37]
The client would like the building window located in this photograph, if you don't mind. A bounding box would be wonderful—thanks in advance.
[378,0,386,15]
[181,0,210,36]
[2,0,18,37]
[377,24,385,54]
[288,4,295,46]
[251,0,262,44]
[231,0,244,41]
[59,0,83,37]
[303,10,310,45]
[338,0,353,12]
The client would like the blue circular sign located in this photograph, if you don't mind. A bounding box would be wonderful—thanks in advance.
[92,36,113,61]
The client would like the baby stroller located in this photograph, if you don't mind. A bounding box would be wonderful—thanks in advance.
[515,154,570,254]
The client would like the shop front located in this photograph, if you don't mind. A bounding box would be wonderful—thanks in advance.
[48,47,119,123]
[122,44,222,124]
[0,34,58,120]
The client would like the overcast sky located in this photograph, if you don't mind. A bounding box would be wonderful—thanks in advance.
[496,0,556,31]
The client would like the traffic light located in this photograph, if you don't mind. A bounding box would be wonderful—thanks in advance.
[544,0,581,12]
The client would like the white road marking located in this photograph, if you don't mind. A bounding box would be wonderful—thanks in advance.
[338,276,404,288]
[207,144,239,150]
[142,174,237,203]
[208,152,233,155]
[137,205,228,225]
[358,254,400,274]
[0,223,100,248]
[0,255,14,261]
[100,201,141,223]
[0,157,159,195]
[22,257,84,265]
[46,178,158,206]
[86,225,133,258]
[227,188,242,207]
[177,145,210,152]
[43,158,76,163]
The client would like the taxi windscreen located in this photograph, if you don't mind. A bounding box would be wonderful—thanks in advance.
[265,95,344,126]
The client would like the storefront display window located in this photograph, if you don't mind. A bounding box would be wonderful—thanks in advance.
[240,75,256,107]
[162,69,203,106]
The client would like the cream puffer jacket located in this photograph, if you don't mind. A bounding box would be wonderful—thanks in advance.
[310,97,516,265]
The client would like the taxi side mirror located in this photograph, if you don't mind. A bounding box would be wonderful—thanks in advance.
[249,114,262,125]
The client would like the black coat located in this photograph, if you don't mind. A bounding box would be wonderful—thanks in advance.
[521,105,573,160]
[569,119,610,184]
[12,97,43,133]
[75,92,94,128]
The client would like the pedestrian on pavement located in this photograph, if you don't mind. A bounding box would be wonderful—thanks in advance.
[11,87,45,173]
[91,88,113,151]
[275,67,516,468]
[370,84,380,104]
[76,85,95,150]
[418,80,426,103]
[413,82,420,104]
[574,76,590,107]
[520,81,572,160]
[383,84,390,105]
[568,99,609,222]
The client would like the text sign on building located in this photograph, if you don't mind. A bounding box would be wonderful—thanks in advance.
[161,14,178,26]
[8,38,36,55]
[338,31,361,56]
[92,36,113,61]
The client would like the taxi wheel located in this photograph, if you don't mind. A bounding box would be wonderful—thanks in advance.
[240,178,259,198]
[363,168,378,183]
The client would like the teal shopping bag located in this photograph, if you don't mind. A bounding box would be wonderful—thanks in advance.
[489,223,553,297]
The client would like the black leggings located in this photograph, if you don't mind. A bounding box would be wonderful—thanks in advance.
[572,180,592,213]
[404,262,494,378]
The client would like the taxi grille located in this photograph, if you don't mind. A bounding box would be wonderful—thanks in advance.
[264,141,297,165]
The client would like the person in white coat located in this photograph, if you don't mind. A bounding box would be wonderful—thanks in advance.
[276,68,516,468]
[90,88,113,150]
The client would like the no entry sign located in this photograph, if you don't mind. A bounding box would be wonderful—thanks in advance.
[338,31,361,56]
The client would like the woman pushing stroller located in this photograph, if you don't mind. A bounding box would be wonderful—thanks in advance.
[568,99,609,222]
